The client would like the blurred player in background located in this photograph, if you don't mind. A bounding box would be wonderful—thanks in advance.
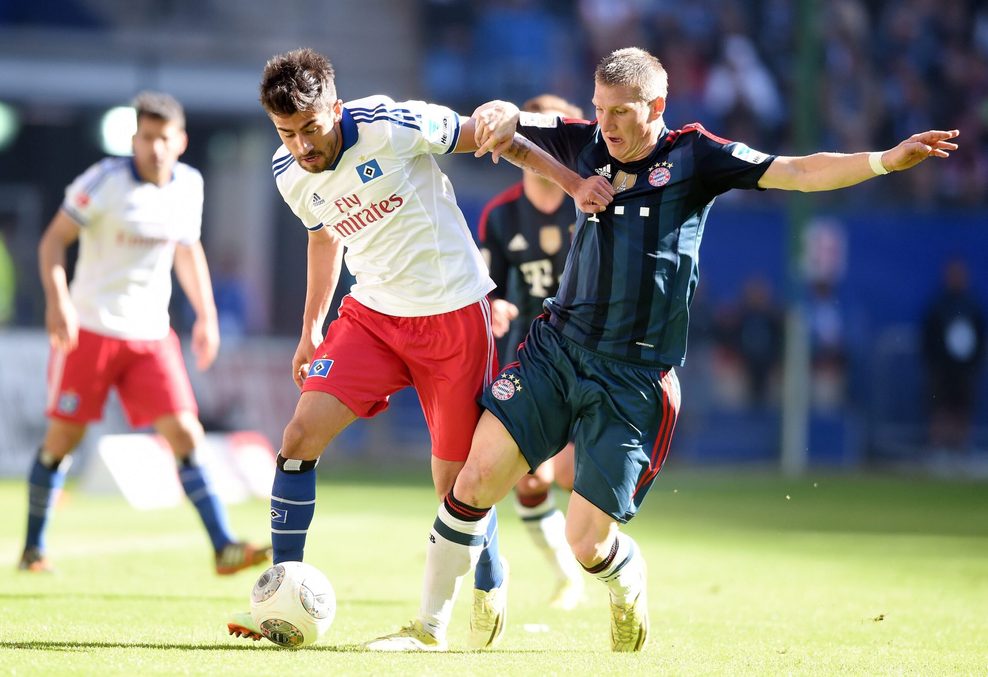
[19,91,270,576]
[384,46,960,653]
[227,48,603,651]
[478,93,585,610]
[922,258,986,459]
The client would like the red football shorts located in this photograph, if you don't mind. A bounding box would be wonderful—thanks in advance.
[46,328,198,427]
[302,296,497,462]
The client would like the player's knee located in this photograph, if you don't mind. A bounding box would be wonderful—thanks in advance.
[566,535,601,567]
[452,462,497,508]
[566,524,616,567]
[42,434,81,458]
[280,417,322,461]
[169,419,204,455]
[155,411,204,454]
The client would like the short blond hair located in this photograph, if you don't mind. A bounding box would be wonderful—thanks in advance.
[522,93,583,119]
[594,47,668,102]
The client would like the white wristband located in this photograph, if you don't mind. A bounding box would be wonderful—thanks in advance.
[869,151,890,176]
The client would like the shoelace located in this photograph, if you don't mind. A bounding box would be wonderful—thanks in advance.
[610,602,641,642]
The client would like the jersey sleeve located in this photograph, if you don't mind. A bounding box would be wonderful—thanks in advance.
[177,166,205,245]
[374,97,461,158]
[517,115,594,170]
[691,127,776,196]
[62,159,115,226]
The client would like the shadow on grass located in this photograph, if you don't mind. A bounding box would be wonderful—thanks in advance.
[0,640,540,655]
[0,591,239,603]
[0,591,405,607]
[0,640,363,652]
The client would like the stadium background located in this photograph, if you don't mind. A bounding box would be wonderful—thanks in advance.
[0,0,986,478]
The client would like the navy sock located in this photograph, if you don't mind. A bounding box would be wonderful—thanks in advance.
[473,506,505,592]
[270,454,318,564]
[25,450,68,551]
[179,454,235,552]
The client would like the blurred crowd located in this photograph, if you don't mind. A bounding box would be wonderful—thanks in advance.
[421,0,988,206]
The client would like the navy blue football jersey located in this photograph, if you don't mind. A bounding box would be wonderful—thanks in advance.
[518,119,775,366]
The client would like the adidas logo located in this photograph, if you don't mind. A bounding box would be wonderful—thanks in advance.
[595,163,612,179]
[311,192,325,207]
[507,233,528,251]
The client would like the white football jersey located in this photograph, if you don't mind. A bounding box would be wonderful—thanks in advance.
[62,157,203,340]
[272,95,494,317]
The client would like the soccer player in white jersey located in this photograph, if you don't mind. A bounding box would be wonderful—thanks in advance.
[225,48,608,651]
[19,92,271,577]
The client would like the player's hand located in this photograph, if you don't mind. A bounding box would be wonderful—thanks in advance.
[490,299,519,339]
[45,299,79,353]
[882,129,960,172]
[574,175,615,214]
[292,334,320,390]
[473,100,520,164]
[191,316,220,371]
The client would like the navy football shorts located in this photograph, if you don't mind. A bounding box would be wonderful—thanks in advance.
[481,318,681,523]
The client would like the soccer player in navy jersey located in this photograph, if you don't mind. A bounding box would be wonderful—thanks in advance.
[379,46,960,652]
[479,94,586,611]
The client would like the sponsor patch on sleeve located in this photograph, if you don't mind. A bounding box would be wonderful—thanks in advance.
[519,112,559,128]
[730,143,770,164]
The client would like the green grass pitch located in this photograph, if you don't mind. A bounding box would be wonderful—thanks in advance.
[1,466,986,675]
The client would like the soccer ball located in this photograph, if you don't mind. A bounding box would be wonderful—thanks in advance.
[249,561,336,648]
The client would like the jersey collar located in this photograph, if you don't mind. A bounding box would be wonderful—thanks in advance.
[128,157,176,185]
[327,108,359,171]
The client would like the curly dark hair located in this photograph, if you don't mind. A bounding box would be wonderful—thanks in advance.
[259,48,337,116]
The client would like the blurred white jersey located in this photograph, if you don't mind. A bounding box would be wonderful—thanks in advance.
[62,157,203,340]
[273,95,494,317]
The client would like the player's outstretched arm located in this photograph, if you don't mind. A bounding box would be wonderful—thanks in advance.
[758,129,960,192]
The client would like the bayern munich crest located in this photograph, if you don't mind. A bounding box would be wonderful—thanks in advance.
[648,165,671,187]
[491,378,516,401]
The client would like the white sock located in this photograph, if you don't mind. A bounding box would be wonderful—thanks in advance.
[419,502,490,639]
[515,492,583,583]
[588,532,644,604]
